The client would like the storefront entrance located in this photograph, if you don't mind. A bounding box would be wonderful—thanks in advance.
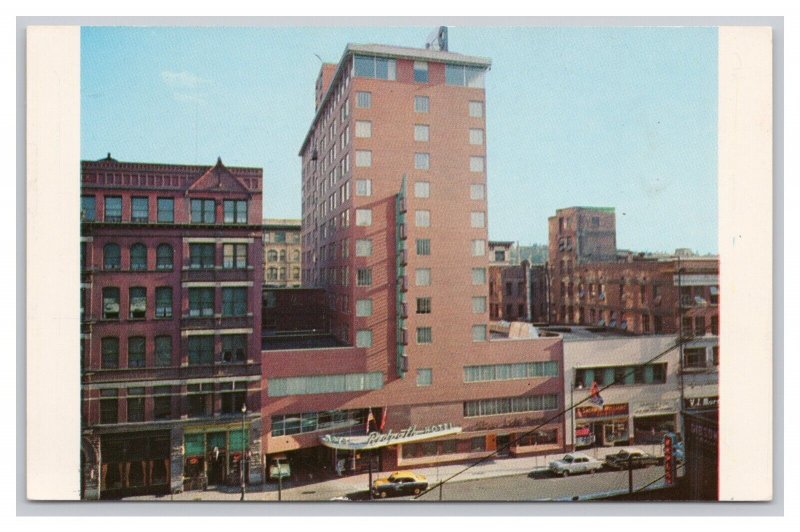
[99,430,171,499]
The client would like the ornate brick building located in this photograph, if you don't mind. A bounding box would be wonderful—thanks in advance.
[262,218,302,288]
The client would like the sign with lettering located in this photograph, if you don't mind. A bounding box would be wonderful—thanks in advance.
[684,396,719,410]
[320,423,462,450]
[575,403,629,419]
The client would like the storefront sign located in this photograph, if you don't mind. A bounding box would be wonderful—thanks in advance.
[684,396,719,410]
[633,401,678,416]
[575,403,628,419]
[320,423,462,450]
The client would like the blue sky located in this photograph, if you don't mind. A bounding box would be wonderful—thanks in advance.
[81,25,718,254]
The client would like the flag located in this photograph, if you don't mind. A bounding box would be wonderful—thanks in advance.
[588,381,604,409]
[379,407,387,432]
[366,408,376,434]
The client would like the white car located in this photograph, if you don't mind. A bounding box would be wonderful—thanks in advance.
[548,453,604,477]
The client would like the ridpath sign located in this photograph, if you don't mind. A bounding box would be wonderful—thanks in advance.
[320,423,462,450]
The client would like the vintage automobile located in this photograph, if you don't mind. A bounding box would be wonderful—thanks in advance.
[371,471,429,498]
[604,448,663,470]
[548,453,604,477]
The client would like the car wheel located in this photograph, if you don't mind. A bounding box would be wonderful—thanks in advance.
[562,470,569,478]
[379,491,387,498]
[413,487,421,495]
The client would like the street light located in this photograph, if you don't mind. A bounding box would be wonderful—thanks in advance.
[240,402,247,501]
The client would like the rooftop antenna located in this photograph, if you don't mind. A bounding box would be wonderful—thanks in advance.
[424,26,448,51]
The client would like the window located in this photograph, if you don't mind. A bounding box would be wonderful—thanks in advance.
[102,287,120,320]
[469,101,484,118]
[469,128,484,145]
[416,368,432,387]
[684,348,706,369]
[471,239,486,256]
[104,196,122,222]
[472,296,486,314]
[353,55,396,80]
[355,150,372,167]
[470,156,485,172]
[464,394,558,418]
[445,64,485,87]
[129,287,146,319]
[472,325,487,342]
[101,337,119,369]
[415,210,430,227]
[414,181,430,198]
[188,335,214,365]
[155,287,172,318]
[99,389,118,424]
[223,243,247,268]
[131,197,149,222]
[221,334,246,363]
[81,196,96,221]
[187,383,214,417]
[222,287,247,316]
[356,299,373,317]
[130,243,147,271]
[414,96,429,113]
[496,250,507,262]
[127,336,146,368]
[156,244,173,270]
[274,231,286,243]
[154,335,172,366]
[267,250,278,262]
[413,61,428,82]
[414,124,429,142]
[190,199,215,223]
[220,382,247,414]
[356,268,372,286]
[153,386,172,420]
[415,268,431,286]
[416,327,432,344]
[355,120,372,138]
[356,330,373,348]
[103,243,121,270]
[355,179,372,196]
[416,297,432,314]
[470,183,485,200]
[355,239,372,257]
[416,239,431,256]
[505,282,513,296]
[356,91,371,108]
[414,152,430,170]
[471,436,486,451]
[189,243,215,269]
[188,288,214,317]
[472,268,486,285]
[470,211,485,228]
[157,197,174,223]
[355,209,372,226]
[224,200,248,224]
[709,286,719,305]
[464,362,558,383]
[268,372,383,397]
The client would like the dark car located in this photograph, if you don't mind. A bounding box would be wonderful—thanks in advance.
[371,471,429,498]
[604,448,663,470]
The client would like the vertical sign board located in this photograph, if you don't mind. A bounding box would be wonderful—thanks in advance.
[663,433,676,486]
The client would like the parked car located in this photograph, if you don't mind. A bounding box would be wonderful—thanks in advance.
[371,471,429,498]
[548,453,604,477]
[604,448,663,470]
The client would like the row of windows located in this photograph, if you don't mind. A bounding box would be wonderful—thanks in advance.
[81,196,248,224]
[265,249,300,262]
[353,150,484,173]
[97,286,248,321]
[267,372,384,397]
[352,120,484,146]
[96,243,248,271]
[270,408,368,437]
[351,267,486,289]
[97,334,247,369]
[265,267,300,281]
[356,325,487,347]
[463,394,559,418]
[463,362,559,383]
[573,363,668,388]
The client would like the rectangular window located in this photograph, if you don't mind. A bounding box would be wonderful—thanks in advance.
[189,243,215,269]
[416,297,432,314]
[355,208,372,226]
[126,387,146,422]
[129,287,146,319]
[153,387,172,420]
[414,124,429,142]
[101,337,119,369]
[445,64,485,87]
[355,179,372,196]
[356,330,373,348]
[414,181,430,198]
[131,197,149,222]
[472,325,487,342]
[223,200,248,224]
[470,211,486,228]
[81,196,96,221]
[191,199,216,223]
[472,296,486,314]
[469,101,484,118]
[355,239,372,257]
[470,156,485,173]
[415,210,430,227]
[268,372,383,397]
[416,327,432,344]
[127,337,146,368]
[356,91,371,108]
[355,120,372,138]
[472,268,486,285]
[356,268,372,286]
[684,348,707,369]
[99,389,118,424]
[416,368,432,386]
[469,128,484,145]
[221,334,247,363]
[104,196,122,222]
[188,336,214,366]
[186,383,213,417]
[155,287,173,318]
[416,238,431,256]
[470,183,485,200]
[471,239,486,256]
[223,243,247,268]
[102,287,120,320]
[415,268,431,286]
[154,335,172,366]
[353,55,396,80]
[222,287,247,316]
[413,61,428,82]
[355,150,372,167]
[219,382,247,414]
[157,197,174,223]
[188,287,214,317]
[356,299,373,317]
[414,96,429,113]
[414,152,430,170]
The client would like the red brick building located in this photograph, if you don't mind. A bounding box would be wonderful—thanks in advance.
[80,155,263,498]
[261,43,566,477]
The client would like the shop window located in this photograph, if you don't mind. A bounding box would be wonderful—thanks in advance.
[470,437,486,452]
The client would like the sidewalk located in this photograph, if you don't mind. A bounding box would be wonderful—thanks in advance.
[124,444,662,502]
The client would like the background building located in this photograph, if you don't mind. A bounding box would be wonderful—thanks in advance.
[80,155,263,498]
[488,241,530,322]
[263,218,302,288]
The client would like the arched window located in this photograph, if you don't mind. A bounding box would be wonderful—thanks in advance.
[292,267,300,280]
[103,243,121,270]
[292,250,300,262]
[267,267,278,280]
[130,243,147,271]
[156,244,173,270]
[267,250,278,262]
[279,267,286,280]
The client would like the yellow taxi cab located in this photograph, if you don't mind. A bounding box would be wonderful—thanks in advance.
[371,471,428,498]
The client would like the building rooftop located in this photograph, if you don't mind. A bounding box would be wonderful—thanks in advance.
[539,325,639,342]
[262,333,348,351]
